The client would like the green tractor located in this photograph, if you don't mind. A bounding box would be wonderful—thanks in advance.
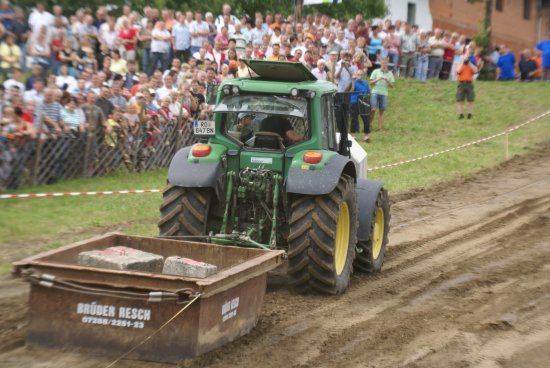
[159,60,390,294]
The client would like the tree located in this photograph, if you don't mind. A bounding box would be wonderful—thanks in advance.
[18,0,386,21]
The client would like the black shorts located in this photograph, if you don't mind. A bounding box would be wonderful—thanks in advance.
[456,83,475,102]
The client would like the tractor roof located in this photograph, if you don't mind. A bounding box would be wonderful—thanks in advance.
[243,60,317,82]
[222,60,336,95]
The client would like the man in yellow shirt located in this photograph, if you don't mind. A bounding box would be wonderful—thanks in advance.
[0,33,21,78]
[267,44,281,61]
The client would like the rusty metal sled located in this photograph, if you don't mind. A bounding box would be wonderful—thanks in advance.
[12,233,284,363]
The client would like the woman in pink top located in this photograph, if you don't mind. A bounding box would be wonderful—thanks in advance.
[384,25,401,74]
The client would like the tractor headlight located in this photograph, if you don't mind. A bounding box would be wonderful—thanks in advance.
[223,86,231,95]
[290,88,299,97]
[305,91,316,99]
[231,86,240,95]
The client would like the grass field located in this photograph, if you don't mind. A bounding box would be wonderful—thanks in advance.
[0,80,549,272]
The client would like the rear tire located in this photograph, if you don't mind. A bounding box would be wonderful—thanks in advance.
[158,184,211,237]
[288,175,358,294]
[354,188,390,272]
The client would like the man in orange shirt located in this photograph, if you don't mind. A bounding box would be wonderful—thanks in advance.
[456,52,478,119]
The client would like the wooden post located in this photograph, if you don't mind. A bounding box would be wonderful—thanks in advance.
[504,131,509,160]
[82,133,92,177]
[31,139,42,185]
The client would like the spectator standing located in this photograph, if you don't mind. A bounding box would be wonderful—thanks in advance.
[28,2,54,35]
[139,20,153,74]
[369,58,394,130]
[496,45,516,81]
[535,36,550,80]
[149,21,171,75]
[11,7,30,70]
[415,31,430,81]
[215,4,239,29]
[335,51,357,92]
[35,88,64,134]
[110,50,128,76]
[428,29,446,79]
[0,33,20,78]
[400,23,418,78]
[109,84,128,110]
[456,52,477,119]
[440,32,457,80]
[172,14,191,62]
[96,87,114,118]
[118,20,138,61]
[312,59,328,81]
[190,12,209,55]
[349,69,371,141]
[367,26,383,73]
[384,25,401,74]
[60,96,86,132]
[518,49,538,81]
[82,92,105,139]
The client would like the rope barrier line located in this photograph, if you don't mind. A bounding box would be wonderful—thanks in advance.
[0,189,160,199]
[1,111,548,200]
[367,110,550,172]
[102,293,201,368]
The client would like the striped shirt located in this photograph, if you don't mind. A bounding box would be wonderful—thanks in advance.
[35,102,62,131]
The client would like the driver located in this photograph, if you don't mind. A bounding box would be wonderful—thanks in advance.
[233,112,255,142]
[260,115,304,144]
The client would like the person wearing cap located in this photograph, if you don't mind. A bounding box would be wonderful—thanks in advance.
[232,112,255,142]
[335,51,357,93]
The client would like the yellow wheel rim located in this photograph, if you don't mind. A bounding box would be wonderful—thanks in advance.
[372,207,385,259]
[334,202,350,275]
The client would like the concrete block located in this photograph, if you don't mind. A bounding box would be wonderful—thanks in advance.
[162,256,218,278]
[78,246,164,273]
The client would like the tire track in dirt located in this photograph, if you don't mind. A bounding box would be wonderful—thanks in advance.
[1,146,550,368]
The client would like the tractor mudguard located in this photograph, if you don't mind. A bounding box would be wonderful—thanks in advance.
[286,154,356,196]
[167,146,224,194]
[356,178,384,242]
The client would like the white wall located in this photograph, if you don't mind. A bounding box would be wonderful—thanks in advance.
[384,0,433,31]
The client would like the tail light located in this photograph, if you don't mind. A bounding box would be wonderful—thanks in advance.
[191,144,212,157]
[303,151,323,164]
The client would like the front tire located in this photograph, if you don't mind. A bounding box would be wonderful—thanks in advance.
[354,188,390,272]
[158,185,211,237]
[287,175,358,294]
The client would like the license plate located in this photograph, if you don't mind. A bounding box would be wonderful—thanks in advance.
[194,120,215,135]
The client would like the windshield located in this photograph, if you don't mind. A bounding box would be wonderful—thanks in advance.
[214,94,307,118]
[217,94,309,149]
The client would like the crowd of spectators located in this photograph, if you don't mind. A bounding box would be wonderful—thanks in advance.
[0,2,549,187]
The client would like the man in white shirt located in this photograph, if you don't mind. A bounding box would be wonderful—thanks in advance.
[99,18,117,50]
[149,21,171,75]
[3,68,25,97]
[155,74,176,101]
[214,4,239,29]
[28,3,54,35]
[190,12,209,54]
[56,65,78,92]
[24,79,45,105]
[250,19,266,46]
[312,59,328,81]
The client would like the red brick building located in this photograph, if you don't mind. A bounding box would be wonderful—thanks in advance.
[430,0,550,53]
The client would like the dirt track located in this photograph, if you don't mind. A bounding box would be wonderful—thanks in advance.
[1,146,550,368]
